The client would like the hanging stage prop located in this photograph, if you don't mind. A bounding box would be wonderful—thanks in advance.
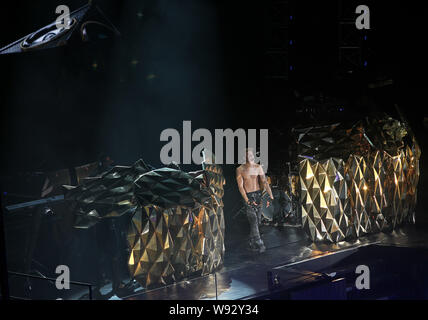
[0,2,120,55]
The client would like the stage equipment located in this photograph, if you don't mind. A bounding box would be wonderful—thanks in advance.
[337,0,366,72]
[261,187,297,225]
[261,190,275,222]
[293,114,420,242]
[64,158,226,287]
[262,164,301,225]
[5,162,99,212]
[3,161,99,291]
[0,3,119,55]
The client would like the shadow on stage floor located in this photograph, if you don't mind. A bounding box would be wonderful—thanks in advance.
[120,222,428,300]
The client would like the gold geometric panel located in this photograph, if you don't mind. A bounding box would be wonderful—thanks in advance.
[300,158,350,242]
[297,116,421,243]
[127,164,226,288]
[65,159,226,288]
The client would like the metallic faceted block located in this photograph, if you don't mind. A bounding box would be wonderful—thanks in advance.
[127,163,226,287]
[346,154,373,237]
[66,159,226,287]
[300,157,350,242]
[296,116,421,243]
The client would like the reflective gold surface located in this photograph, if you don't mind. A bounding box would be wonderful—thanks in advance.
[128,163,225,287]
[298,116,420,242]
[65,160,226,287]
[300,157,351,242]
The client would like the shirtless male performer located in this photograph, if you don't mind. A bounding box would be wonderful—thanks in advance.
[236,148,274,253]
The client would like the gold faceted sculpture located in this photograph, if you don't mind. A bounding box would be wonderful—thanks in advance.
[296,114,420,242]
[65,159,226,288]
[128,163,226,287]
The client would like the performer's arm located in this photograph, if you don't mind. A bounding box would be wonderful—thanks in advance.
[259,166,274,200]
[236,168,249,204]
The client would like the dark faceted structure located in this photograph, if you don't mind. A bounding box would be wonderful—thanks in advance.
[64,159,226,287]
[292,114,421,242]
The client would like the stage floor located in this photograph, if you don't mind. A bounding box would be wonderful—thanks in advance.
[118,222,428,300]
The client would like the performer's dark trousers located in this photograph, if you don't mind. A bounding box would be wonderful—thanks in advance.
[245,190,263,243]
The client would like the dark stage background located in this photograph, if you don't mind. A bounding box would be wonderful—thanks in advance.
[0,1,427,219]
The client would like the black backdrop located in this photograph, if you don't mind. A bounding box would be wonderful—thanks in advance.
[0,0,426,218]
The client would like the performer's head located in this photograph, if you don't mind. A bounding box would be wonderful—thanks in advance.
[245,148,255,164]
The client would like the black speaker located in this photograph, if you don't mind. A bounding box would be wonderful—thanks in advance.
[0,3,119,55]
[261,187,283,222]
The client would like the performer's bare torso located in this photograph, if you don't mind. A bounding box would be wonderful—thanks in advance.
[236,150,273,204]
[235,150,273,253]
[236,164,262,193]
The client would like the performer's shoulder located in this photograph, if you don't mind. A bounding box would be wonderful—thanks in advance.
[254,163,262,170]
